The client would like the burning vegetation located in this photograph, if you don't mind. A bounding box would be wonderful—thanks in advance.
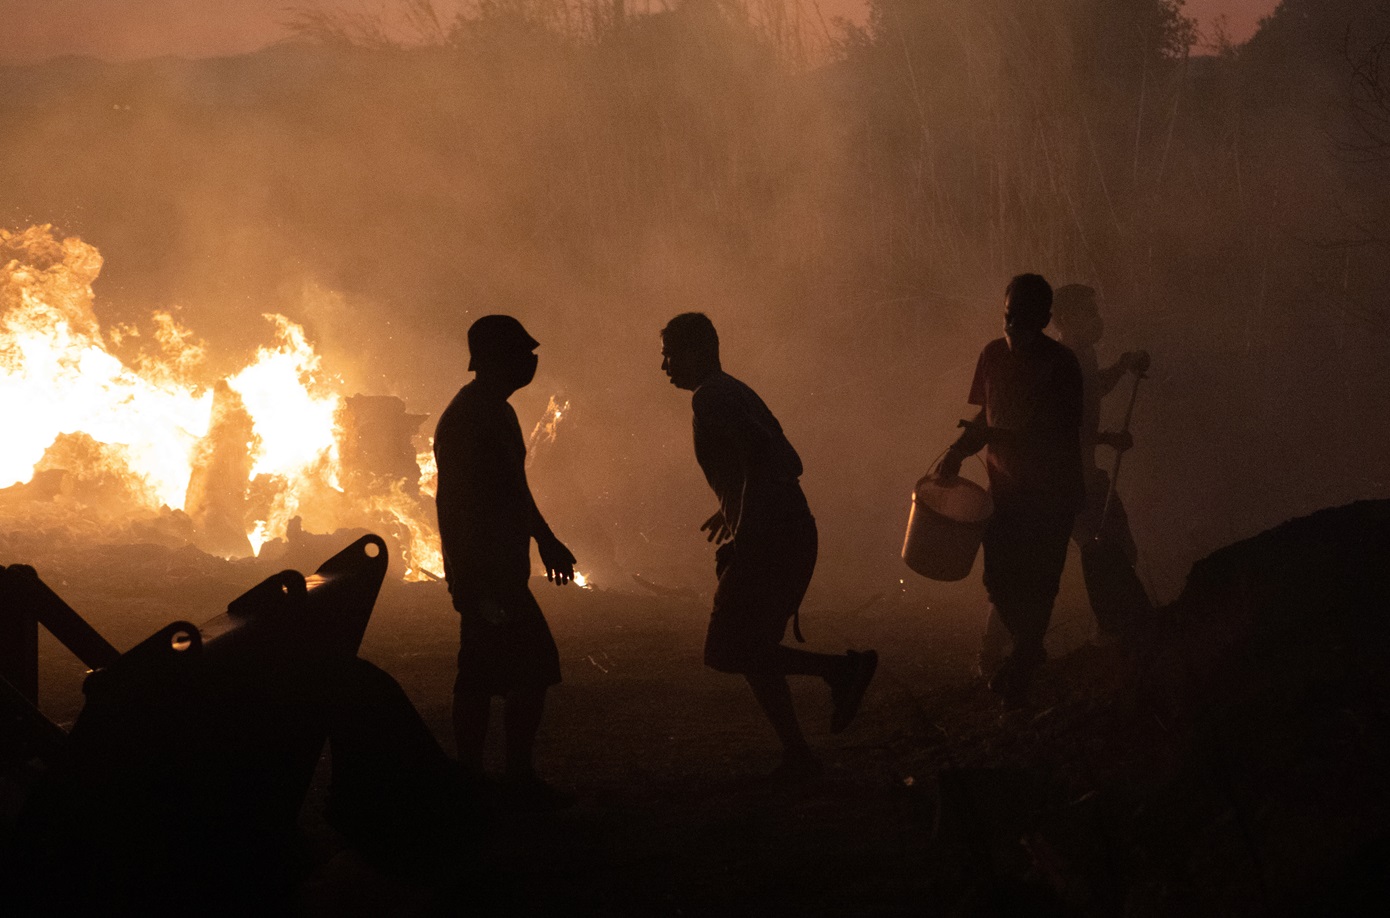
[0,224,443,579]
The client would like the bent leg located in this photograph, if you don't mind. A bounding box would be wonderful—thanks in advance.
[744,671,814,762]
[1081,494,1153,633]
[1080,540,1152,633]
[767,644,848,679]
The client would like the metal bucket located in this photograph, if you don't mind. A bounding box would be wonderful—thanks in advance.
[902,475,993,582]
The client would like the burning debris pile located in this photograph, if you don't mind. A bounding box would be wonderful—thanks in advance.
[0,225,441,579]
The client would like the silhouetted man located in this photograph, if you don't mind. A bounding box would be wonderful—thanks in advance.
[934,275,1084,705]
[434,315,576,808]
[1051,284,1154,637]
[661,312,877,781]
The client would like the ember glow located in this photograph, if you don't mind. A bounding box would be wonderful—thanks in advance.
[0,224,440,579]
[526,394,570,465]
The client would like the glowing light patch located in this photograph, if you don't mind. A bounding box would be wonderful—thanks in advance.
[0,225,445,582]
[227,315,341,480]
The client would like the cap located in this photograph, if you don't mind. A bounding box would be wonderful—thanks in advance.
[467,315,539,370]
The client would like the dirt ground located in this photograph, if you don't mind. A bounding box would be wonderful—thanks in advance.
[19,514,1390,916]
[19,540,1113,916]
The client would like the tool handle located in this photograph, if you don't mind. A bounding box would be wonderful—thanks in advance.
[1097,371,1146,538]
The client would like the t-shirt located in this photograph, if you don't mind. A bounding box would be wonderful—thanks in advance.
[968,336,1085,513]
[434,382,533,598]
[691,371,811,547]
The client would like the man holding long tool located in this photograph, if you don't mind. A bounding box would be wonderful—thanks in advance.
[1050,284,1153,639]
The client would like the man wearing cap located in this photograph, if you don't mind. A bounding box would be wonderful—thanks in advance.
[660,312,878,782]
[434,315,576,808]
[934,274,1084,706]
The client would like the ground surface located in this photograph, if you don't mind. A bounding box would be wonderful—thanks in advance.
[22,540,1113,916]
[18,515,1390,916]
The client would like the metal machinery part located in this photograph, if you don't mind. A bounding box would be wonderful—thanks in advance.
[3,535,392,910]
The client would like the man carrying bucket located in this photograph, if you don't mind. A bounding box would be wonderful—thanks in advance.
[934,274,1085,705]
[661,312,878,782]
[1050,284,1154,639]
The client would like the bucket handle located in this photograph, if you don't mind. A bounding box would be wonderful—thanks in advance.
[917,448,988,493]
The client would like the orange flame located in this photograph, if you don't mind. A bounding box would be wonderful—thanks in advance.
[1,225,440,580]
[1,227,210,507]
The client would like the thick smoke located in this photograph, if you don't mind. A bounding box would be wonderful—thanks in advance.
[3,0,1389,605]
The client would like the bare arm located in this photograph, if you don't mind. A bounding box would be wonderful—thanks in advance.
[524,473,575,585]
[933,408,988,479]
[1099,350,1150,397]
[951,408,990,455]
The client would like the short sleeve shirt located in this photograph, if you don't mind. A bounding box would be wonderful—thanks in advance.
[691,371,811,547]
[968,336,1085,513]
[434,382,532,596]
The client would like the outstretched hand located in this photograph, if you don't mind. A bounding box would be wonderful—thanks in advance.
[701,511,731,545]
[539,535,577,585]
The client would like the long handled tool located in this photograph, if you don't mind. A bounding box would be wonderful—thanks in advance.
[1096,365,1147,539]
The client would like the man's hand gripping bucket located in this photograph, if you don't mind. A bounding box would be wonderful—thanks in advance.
[902,457,993,582]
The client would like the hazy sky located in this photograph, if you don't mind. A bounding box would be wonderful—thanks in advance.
[0,0,1282,64]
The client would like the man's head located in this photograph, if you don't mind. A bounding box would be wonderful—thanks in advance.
[468,314,539,390]
[660,312,720,391]
[1003,273,1053,353]
[1051,283,1103,347]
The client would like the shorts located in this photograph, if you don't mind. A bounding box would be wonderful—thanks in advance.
[703,519,818,674]
[453,586,562,696]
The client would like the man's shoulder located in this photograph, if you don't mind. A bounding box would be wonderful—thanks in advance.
[695,370,744,393]
[436,384,511,437]
[692,371,747,411]
[976,337,1010,368]
[436,385,472,434]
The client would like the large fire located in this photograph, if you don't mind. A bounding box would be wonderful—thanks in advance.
[0,225,442,580]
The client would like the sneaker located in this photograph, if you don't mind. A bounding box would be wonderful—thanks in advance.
[830,649,879,734]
